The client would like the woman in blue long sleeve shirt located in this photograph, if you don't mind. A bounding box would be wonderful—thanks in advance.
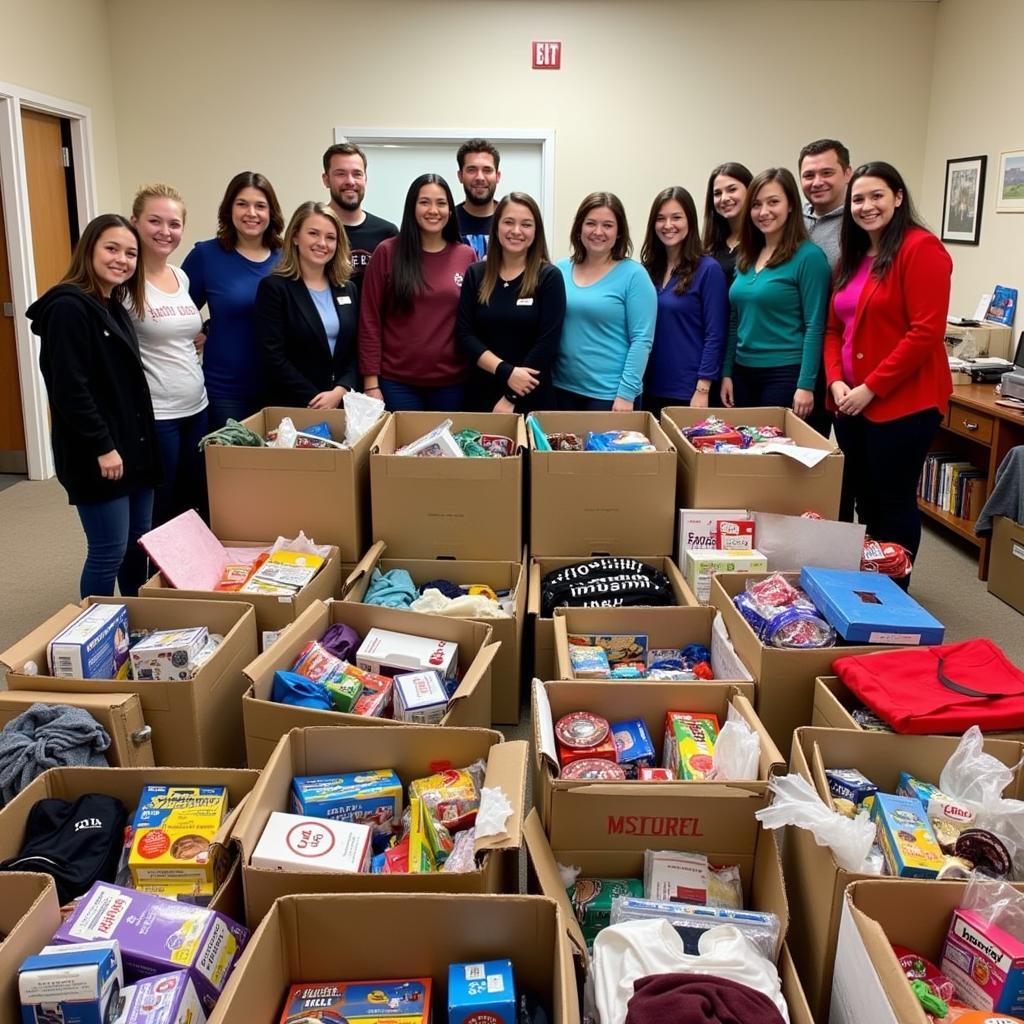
[640,187,729,418]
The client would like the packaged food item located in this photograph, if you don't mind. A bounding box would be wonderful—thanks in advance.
[214,561,255,592]
[407,797,437,873]
[278,979,431,1024]
[568,645,610,679]
[325,674,363,713]
[441,827,477,874]
[356,629,459,687]
[663,712,720,780]
[639,767,674,781]
[393,670,449,724]
[240,550,325,595]
[871,793,945,878]
[408,761,485,835]
[567,877,644,946]
[955,829,1013,878]
[19,941,123,1024]
[251,812,372,874]
[114,970,206,1024]
[941,908,1024,1015]
[897,771,977,833]
[52,884,248,1012]
[561,759,626,780]
[291,640,350,686]
[48,603,131,680]
[584,430,655,452]
[352,669,394,718]
[733,573,837,649]
[291,770,403,832]
[825,768,878,808]
[892,945,957,1003]
[610,718,656,778]
[684,550,768,606]
[556,711,610,749]
[448,960,516,1024]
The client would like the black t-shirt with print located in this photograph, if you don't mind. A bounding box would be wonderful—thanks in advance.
[456,204,493,260]
[344,211,398,283]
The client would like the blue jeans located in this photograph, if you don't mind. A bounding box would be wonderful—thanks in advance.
[379,378,465,412]
[206,395,260,433]
[153,409,209,526]
[75,489,155,598]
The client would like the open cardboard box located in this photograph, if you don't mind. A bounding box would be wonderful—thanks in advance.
[527,411,677,557]
[0,597,258,767]
[785,725,1024,1021]
[0,689,155,767]
[0,765,259,922]
[528,555,696,682]
[660,405,844,518]
[709,572,893,760]
[240,599,498,769]
[205,891,578,1024]
[343,541,526,725]
[989,515,1024,615]
[205,406,385,563]
[0,874,62,1022]
[533,679,781,847]
[370,412,527,561]
[140,540,343,649]
[231,725,527,925]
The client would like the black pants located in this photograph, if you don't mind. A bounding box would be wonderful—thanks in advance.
[730,363,801,408]
[832,408,942,560]
[804,363,834,439]
[555,387,615,411]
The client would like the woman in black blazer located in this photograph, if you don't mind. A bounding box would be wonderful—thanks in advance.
[28,213,161,598]
[255,201,359,408]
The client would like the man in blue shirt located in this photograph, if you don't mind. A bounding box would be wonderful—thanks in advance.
[455,138,501,259]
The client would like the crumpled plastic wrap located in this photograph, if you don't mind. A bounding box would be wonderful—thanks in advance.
[474,785,514,839]
[344,390,385,446]
[707,706,761,781]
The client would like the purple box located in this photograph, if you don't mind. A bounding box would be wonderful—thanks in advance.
[52,883,247,1012]
[117,970,206,1024]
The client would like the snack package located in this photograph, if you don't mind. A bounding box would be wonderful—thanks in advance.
[291,770,403,833]
[291,640,350,687]
[611,718,656,778]
[872,793,945,878]
[408,760,485,836]
[584,430,656,452]
[734,573,837,649]
[325,675,363,713]
[567,877,644,946]
[407,797,438,873]
[569,645,610,679]
[395,419,464,458]
[664,712,720,780]
[826,768,878,808]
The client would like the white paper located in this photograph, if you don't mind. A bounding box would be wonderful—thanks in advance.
[753,512,865,572]
[533,679,558,767]
[974,292,993,321]
[829,899,899,1024]
[760,443,832,468]
[711,613,753,681]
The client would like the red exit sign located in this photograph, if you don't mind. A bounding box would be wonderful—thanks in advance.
[532,40,562,69]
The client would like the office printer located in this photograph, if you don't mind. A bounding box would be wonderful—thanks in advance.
[1000,332,1024,399]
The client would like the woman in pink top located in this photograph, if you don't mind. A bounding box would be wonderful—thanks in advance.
[358,173,476,411]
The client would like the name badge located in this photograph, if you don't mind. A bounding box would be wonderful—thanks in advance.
[337,296,352,305]
[516,298,534,306]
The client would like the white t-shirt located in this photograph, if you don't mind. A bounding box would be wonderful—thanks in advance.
[130,266,207,419]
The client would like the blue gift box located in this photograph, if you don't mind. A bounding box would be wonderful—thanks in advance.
[448,960,516,1024]
[800,567,944,645]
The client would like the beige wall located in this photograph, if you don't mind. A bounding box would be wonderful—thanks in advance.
[106,0,938,259]
[0,0,121,211]
[922,0,1024,323]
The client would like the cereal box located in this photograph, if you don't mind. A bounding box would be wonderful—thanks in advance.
[871,792,945,878]
[278,979,430,1024]
[663,712,720,780]
[48,603,130,679]
[940,907,1024,1015]
[291,770,403,832]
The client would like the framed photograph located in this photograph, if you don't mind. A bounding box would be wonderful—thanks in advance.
[942,155,986,244]
[996,149,1024,212]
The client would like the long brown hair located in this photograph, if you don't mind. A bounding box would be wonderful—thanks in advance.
[216,171,284,252]
[60,214,145,318]
[569,192,631,263]
[274,202,352,286]
[701,162,752,255]
[478,192,549,305]
[641,187,703,294]
[736,167,807,273]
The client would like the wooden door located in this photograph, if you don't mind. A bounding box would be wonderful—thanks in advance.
[22,108,73,294]
[0,173,26,473]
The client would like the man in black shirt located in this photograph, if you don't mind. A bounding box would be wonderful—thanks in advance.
[322,142,397,283]
[455,138,501,260]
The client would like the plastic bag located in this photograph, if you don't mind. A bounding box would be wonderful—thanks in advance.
[961,875,1024,940]
[395,418,464,457]
[584,430,655,452]
[343,390,385,447]
[267,416,298,448]
[269,531,333,560]
[755,773,877,871]
[707,706,761,781]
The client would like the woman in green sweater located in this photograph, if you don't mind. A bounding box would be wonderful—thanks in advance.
[720,167,830,419]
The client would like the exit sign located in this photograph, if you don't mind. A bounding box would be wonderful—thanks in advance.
[532,40,562,69]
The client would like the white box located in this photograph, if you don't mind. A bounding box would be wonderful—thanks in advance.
[684,549,768,605]
[676,509,747,567]
[394,670,448,724]
[251,811,372,874]
[19,941,124,1024]
[48,604,130,679]
[356,628,458,685]
[129,627,209,681]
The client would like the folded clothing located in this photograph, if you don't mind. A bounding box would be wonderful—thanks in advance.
[363,567,418,609]
[625,973,787,1024]
[541,558,674,617]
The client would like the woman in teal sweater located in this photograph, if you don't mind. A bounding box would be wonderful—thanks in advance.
[720,168,830,419]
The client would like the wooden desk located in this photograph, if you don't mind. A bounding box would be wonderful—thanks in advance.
[919,383,1024,579]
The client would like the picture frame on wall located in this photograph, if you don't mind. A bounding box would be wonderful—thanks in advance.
[941,155,986,244]
[996,149,1024,212]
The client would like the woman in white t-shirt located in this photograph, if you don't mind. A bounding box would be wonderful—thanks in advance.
[129,183,207,526]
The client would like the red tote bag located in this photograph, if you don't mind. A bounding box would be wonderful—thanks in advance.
[834,638,1024,735]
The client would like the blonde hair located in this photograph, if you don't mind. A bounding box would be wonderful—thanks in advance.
[131,182,186,222]
[274,202,352,286]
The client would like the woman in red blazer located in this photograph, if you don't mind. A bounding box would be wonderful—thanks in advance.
[825,161,952,581]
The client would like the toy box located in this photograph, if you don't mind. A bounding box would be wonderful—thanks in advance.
[251,812,372,874]
[19,941,123,1024]
[610,718,656,778]
[52,883,248,1012]
[115,970,206,1024]
[48,603,130,680]
[799,567,945,645]
[684,550,767,605]
[356,629,458,686]
[871,793,944,878]
[941,907,1024,1014]
[278,979,431,1024]
[448,959,516,1024]
[129,628,209,681]
[393,671,449,724]
[291,771,403,832]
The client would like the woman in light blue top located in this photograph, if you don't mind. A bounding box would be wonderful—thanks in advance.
[553,192,657,410]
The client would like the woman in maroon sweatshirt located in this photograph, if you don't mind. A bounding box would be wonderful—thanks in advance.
[358,173,476,410]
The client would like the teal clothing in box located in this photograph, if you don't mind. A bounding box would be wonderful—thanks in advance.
[723,240,831,391]
[553,257,657,402]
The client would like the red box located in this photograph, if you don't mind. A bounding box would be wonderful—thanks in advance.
[716,519,756,550]
[557,736,617,770]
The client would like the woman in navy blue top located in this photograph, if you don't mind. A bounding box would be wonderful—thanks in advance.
[640,186,729,418]
[182,171,283,429]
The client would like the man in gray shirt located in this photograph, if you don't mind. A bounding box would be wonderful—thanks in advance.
[799,138,852,270]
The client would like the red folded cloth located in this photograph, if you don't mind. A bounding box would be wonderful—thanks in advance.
[625,972,786,1024]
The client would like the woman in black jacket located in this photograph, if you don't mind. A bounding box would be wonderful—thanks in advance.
[28,214,161,597]
[255,201,359,409]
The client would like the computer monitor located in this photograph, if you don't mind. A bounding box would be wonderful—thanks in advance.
[1014,331,1024,369]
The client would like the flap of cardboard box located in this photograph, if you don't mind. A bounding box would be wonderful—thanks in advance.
[473,739,528,854]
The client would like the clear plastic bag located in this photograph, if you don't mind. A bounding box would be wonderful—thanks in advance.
[961,875,1024,941]
[707,706,761,781]
[267,416,298,448]
[343,390,385,447]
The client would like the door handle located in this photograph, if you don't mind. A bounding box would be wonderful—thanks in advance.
[2,302,13,317]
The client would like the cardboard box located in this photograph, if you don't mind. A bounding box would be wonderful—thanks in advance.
[0,598,258,767]
[0,875,62,1023]
[19,941,123,1024]
[240,600,498,769]
[370,412,526,561]
[989,515,1024,615]
[528,556,697,682]
[343,542,527,725]
[684,549,768,605]
[205,406,384,563]
[709,572,888,759]
[140,541,343,647]
[0,765,258,921]
[660,406,844,518]
[0,690,154,768]
[945,320,1014,360]
[204,892,577,1024]
[528,411,676,557]
[532,679,781,847]
[785,726,1024,1021]
[231,725,527,924]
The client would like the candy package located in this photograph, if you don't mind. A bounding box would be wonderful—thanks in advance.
[291,640,349,686]
[395,419,464,458]
[408,760,486,837]
[584,430,656,452]
[734,573,836,649]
